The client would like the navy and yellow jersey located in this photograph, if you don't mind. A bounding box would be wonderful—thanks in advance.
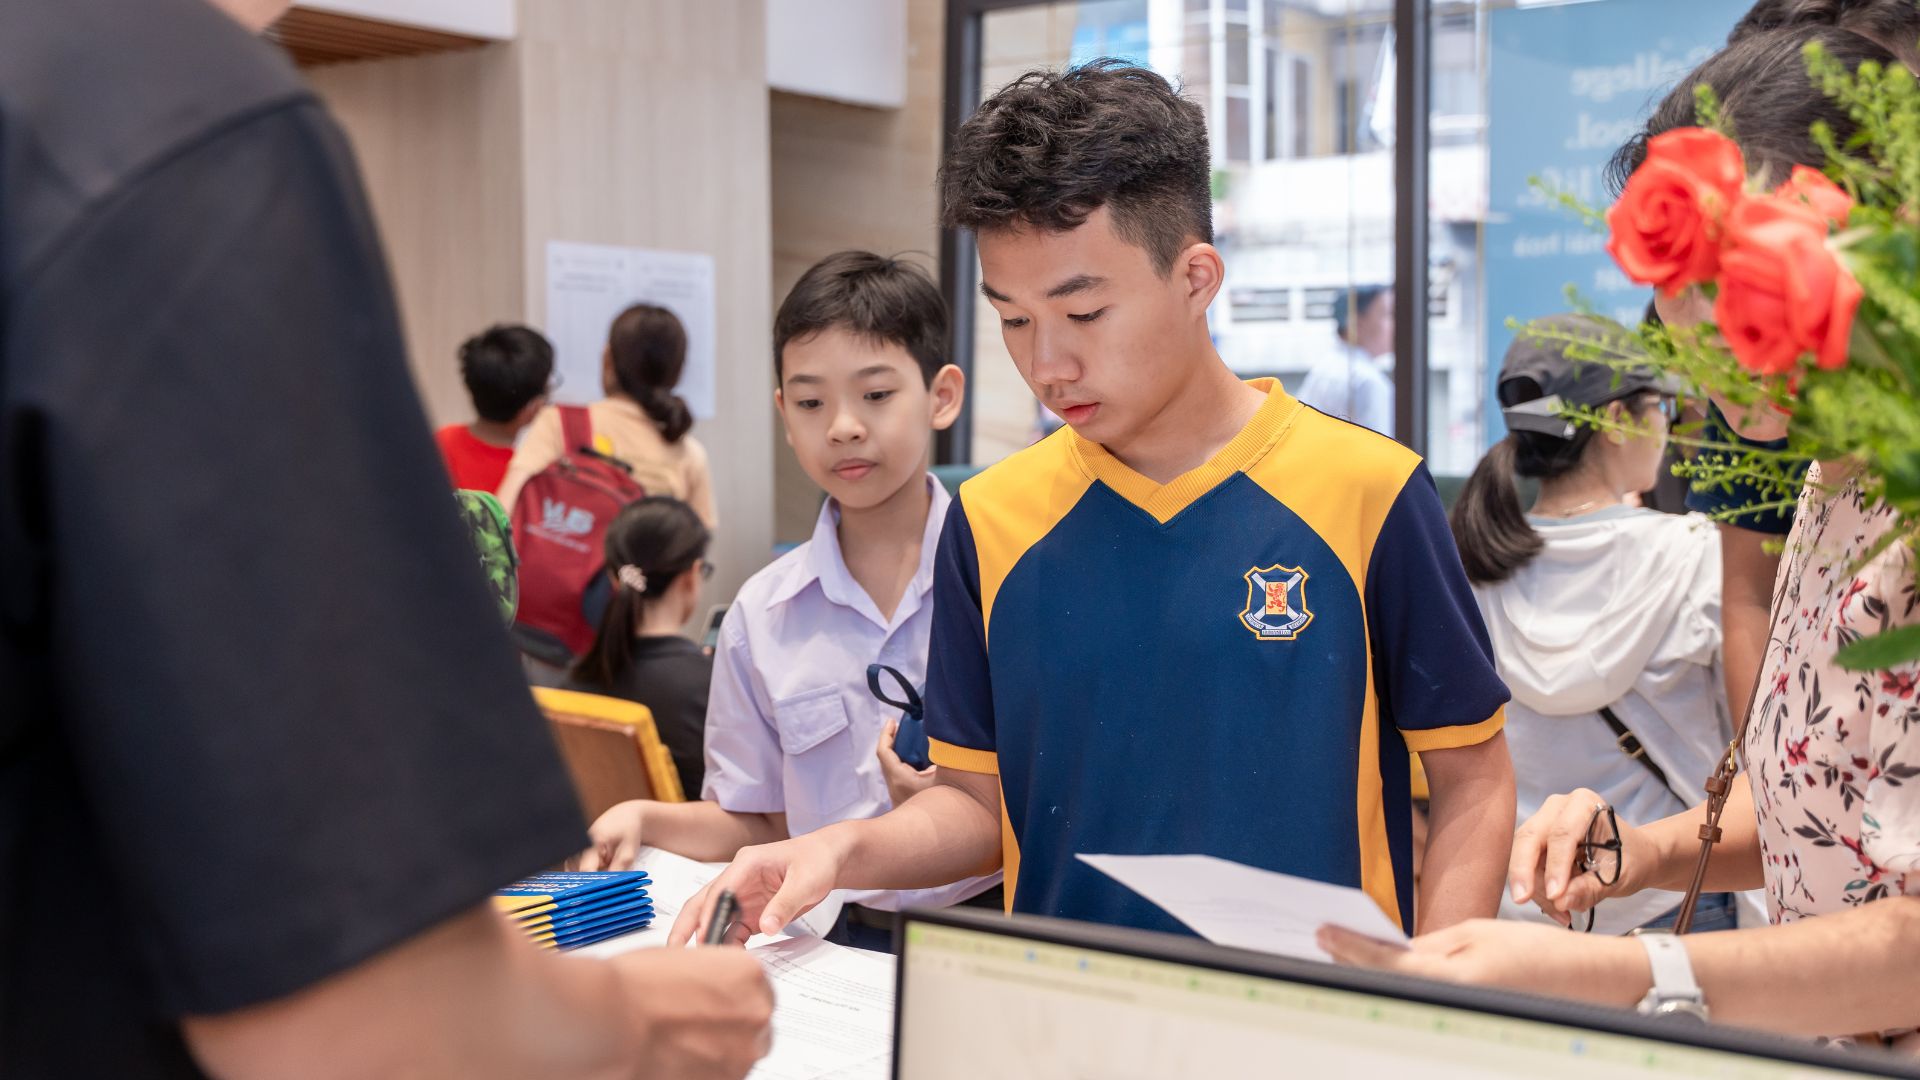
[924,379,1509,934]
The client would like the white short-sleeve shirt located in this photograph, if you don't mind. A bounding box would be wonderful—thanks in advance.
[702,476,1000,912]
[1293,341,1395,435]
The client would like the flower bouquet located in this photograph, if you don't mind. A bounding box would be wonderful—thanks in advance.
[1545,46,1920,670]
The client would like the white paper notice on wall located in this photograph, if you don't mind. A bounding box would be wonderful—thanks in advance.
[544,241,717,421]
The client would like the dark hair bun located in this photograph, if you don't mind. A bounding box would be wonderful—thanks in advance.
[641,387,694,443]
[607,304,692,443]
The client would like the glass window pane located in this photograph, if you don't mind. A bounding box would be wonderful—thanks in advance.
[964,0,1761,480]
[1264,45,1284,159]
[1291,55,1312,158]
[1443,0,1752,479]
[970,1,1398,464]
[1183,36,1212,87]
[1225,94,1251,161]
[1226,29,1250,86]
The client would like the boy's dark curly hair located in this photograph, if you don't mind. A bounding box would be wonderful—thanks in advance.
[938,59,1212,274]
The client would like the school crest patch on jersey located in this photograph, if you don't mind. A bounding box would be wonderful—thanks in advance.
[1241,564,1313,640]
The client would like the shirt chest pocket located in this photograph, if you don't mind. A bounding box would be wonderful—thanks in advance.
[772,685,867,833]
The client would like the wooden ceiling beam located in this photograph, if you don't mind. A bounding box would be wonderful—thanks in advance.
[266,7,490,68]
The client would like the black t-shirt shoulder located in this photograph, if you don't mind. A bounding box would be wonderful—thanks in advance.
[0,0,308,287]
[1,6,586,1076]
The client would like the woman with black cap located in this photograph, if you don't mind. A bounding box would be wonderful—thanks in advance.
[1450,313,1737,935]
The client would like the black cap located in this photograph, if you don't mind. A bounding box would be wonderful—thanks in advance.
[1498,313,1678,440]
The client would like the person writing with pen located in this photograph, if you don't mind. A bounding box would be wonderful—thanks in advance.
[0,1,771,1077]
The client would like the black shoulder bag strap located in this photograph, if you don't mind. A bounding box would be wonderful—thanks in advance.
[1597,705,1694,809]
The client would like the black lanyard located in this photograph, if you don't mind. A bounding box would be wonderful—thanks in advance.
[866,663,923,720]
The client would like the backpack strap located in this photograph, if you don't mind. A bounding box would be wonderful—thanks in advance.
[558,404,593,457]
[1598,705,1691,808]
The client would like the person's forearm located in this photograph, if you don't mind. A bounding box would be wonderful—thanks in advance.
[1692,899,1920,1035]
[1721,613,1767,725]
[830,777,1002,892]
[1633,779,1765,895]
[645,800,787,864]
[1417,737,1516,932]
[1719,524,1779,717]
[1565,899,1920,1037]
[186,909,640,1079]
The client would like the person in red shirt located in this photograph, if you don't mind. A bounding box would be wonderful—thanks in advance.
[435,324,555,493]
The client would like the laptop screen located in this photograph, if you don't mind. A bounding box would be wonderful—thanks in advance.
[894,908,1915,1079]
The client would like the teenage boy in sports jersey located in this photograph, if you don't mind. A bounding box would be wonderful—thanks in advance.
[671,61,1515,946]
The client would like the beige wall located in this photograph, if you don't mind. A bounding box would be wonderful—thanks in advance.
[307,46,524,430]
[309,0,775,606]
[768,0,945,543]
[515,0,775,605]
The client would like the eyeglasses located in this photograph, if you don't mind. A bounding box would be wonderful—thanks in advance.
[1569,803,1622,933]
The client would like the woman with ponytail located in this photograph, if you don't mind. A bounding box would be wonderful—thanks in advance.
[497,303,716,526]
[1452,314,1739,935]
[562,496,714,796]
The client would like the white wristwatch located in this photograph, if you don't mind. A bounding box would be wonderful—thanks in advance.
[1630,930,1709,1022]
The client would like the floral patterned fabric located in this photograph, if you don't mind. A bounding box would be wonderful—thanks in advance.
[1746,463,1920,923]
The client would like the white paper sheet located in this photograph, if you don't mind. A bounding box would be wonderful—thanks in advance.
[544,241,717,420]
[1077,853,1408,962]
[746,937,895,1080]
[570,846,843,957]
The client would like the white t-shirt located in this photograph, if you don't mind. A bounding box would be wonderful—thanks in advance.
[1293,341,1394,434]
[1475,506,1746,934]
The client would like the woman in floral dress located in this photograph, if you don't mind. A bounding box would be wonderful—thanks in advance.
[1322,459,1920,1045]
[1320,25,1920,1047]
[1750,463,1920,923]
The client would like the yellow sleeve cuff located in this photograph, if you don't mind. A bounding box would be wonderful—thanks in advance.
[1400,707,1507,753]
[929,738,999,775]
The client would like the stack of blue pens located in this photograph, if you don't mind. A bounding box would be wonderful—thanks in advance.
[494,870,654,950]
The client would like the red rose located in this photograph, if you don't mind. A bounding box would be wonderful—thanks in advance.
[1714,195,1863,374]
[1606,128,1747,295]
[1776,165,1852,228]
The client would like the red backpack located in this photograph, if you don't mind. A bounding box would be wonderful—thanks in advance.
[510,405,646,663]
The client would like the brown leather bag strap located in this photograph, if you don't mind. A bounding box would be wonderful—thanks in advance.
[1673,737,1742,934]
[1671,560,1787,933]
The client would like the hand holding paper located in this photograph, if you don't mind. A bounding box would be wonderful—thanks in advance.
[1078,853,1409,962]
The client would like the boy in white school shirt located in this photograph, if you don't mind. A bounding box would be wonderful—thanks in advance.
[576,251,1001,948]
